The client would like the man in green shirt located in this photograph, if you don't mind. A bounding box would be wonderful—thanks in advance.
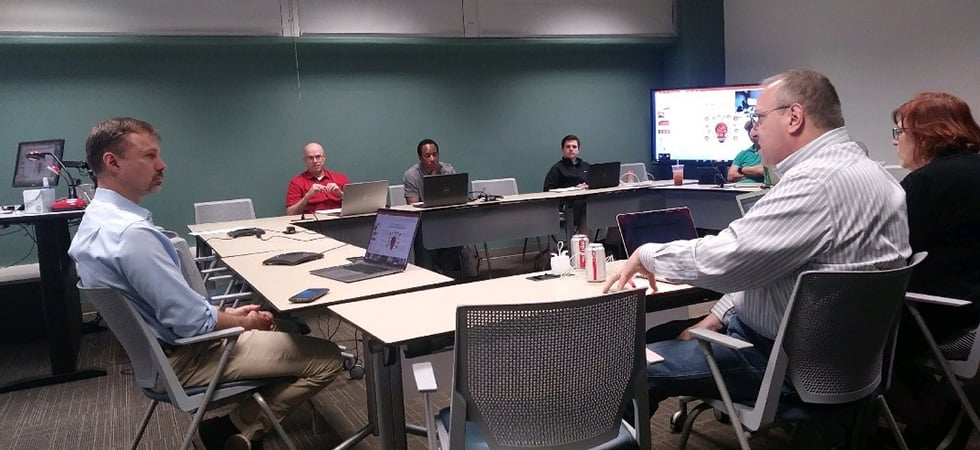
[728,120,766,183]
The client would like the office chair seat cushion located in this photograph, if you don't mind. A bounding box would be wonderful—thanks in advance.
[142,377,296,403]
[436,408,639,449]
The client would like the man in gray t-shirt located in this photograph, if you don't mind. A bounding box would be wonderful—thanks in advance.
[403,138,455,204]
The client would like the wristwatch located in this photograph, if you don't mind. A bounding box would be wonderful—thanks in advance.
[737,166,744,175]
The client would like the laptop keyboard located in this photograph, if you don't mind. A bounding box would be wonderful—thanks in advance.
[349,263,389,274]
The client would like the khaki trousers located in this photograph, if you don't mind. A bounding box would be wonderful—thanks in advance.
[168,330,344,439]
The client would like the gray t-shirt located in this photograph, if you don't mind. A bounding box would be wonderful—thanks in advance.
[402,162,455,201]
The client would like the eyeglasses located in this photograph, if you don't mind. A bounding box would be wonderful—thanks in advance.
[749,105,791,125]
[891,127,909,140]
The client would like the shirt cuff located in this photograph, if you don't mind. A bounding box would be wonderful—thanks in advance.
[710,295,736,321]
[637,242,663,274]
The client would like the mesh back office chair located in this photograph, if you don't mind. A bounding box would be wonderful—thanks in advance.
[170,235,251,308]
[193,198,255,225]
[619,162,650,183]
[470,177,543,274]
[389,185,407,206]
[413,290,651,450]
[677,252,926,450]
[905,292,980,445]
[79,285,296,450]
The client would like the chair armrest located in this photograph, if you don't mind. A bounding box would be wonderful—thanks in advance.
[412,361,438,393]
[200,267,229,276]
[906,292,971,307]
[211,292,252,302]
[174,326,245,346]
[690,328,753,350]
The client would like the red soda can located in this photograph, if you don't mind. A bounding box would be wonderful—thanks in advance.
[585,243,607,282]
[570,234,589,269]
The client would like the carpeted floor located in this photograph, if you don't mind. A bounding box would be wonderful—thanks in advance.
[0,253,960,449]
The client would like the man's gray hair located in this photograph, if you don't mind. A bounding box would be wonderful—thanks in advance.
[762,69,845,131]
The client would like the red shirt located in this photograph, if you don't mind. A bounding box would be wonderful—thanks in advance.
[286,170,350,213]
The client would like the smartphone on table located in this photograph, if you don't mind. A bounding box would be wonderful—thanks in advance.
[289,288,330,303]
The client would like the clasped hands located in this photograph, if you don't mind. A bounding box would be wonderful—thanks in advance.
[225,304,275,331]
[308,182,342,198]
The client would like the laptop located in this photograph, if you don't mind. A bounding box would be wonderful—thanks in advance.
[310,209,421,283]
[318,180,389,216]
[735,190,767,216]
[415,173,470,208]
[585,162,621,189]
[617,207,699,254]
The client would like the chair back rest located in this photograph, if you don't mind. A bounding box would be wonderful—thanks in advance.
[471,178,519,197]
[170,236,208,296]
[778,252,925,405]
[453,290,647,449]
[620,162,649,183]
[193,198,255,224]
[78,286,185,396]
[388,184,406,206]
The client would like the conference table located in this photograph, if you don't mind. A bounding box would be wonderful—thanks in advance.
[0,209,106,393]
[390,180,761,251]
[329,261,719,449]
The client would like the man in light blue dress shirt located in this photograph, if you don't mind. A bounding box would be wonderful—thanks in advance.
[70,118,344,449]
[606,70,911,417]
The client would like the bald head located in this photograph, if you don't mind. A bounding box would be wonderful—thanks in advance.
[303,142,326,177]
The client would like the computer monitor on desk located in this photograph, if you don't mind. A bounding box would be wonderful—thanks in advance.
[12,139,64,188]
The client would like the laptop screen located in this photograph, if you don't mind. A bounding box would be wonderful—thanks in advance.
[735,190,767,216]
[363,210,420,267]
[617,207,698,254]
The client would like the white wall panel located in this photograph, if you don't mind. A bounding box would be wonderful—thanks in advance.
[0,0,283,35]
[474,0,675,37]
[298,0,464,36]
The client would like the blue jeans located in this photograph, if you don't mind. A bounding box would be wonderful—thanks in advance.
[646,315,786,414]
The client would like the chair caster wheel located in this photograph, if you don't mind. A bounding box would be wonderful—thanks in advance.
[348,365,365,379]
[669,410,686,433]
[343,357,355,370]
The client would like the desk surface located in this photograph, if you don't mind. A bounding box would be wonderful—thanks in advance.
[0,209,84,225]
[329,260,698,345]
[196,225,331,258]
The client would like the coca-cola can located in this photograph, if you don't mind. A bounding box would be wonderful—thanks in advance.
[570,234,589,269]
[585,243,607,282]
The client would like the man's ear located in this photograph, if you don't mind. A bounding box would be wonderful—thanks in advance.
[102,152,119,171]
[787,103,805,135]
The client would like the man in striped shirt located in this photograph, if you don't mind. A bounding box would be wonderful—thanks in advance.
[606,69,911,412]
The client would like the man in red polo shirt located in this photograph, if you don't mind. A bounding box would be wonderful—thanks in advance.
[285,142,350,215]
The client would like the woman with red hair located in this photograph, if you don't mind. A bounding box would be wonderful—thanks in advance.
[892,91,980,448]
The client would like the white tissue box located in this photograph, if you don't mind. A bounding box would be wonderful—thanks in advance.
[23,188,55,214]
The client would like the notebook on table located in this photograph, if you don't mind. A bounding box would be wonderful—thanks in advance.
[317,180,389,216]
[616,207,698,283]
[310,209,420,283]
[413,173,470,208]
[585,162,622,189]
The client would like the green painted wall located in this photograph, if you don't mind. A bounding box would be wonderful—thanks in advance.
[0,39,671,264]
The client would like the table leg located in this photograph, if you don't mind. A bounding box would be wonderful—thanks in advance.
[365,335,407,449]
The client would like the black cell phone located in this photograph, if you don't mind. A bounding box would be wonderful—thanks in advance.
[289,288,330,303]
[527,273,561,281]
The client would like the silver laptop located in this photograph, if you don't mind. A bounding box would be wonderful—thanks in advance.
[310,209,420,283]
[735,190,767,216]
[319,180,389,216]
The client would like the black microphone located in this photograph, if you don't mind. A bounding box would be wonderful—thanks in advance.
[715,161,728,187]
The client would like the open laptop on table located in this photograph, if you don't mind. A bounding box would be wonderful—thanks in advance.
[310,209,420,283]
[414,173,469,208]
[317,180,389,216]
[585,162,621,189]
[735,190,767,217]
[617,207,698,282]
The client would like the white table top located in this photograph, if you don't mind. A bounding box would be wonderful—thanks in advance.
[195,225,331,258]
[329,260,695,345]
[221,243,453,312]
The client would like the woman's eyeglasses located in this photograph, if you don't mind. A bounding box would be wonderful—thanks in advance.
[891,127,908,140]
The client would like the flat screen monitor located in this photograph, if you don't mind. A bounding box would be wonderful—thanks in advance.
[12,139,65,188]
[652,85,762,163]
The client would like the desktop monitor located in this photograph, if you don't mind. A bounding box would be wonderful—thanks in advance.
[652,85,762,163]
[12,139,65,188]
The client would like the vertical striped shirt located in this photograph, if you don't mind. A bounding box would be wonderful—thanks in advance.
[639,127,911,339]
